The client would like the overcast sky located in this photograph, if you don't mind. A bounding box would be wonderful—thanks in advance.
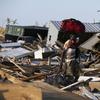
[0,0,100,26]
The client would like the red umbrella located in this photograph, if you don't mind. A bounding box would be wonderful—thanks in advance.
[60,18,85,34]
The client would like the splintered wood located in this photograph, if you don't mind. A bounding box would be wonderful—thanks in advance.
[0,40,99,100]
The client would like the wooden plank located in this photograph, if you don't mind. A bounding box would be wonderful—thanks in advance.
[21,73,46,81]
[1,67,14,73]
[0,70,22,84]
[60,78,92,90]
[82,67,100,75]
[7,57,26,73]
[60,80,84,90]
[23,44,34,51]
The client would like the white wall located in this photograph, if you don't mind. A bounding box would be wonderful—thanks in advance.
[46,21,59,46]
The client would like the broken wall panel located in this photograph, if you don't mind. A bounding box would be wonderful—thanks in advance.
[0,42,21,48]
[0,47,33,58]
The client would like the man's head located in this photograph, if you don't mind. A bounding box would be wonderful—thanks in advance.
[70,34,79,44]
[70,34,77,40]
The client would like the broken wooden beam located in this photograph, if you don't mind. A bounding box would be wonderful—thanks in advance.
[60,78,92,90]
[21,73,46,81]
[7,57,26,73]
[60,80,84,90]
[0,70,22,84]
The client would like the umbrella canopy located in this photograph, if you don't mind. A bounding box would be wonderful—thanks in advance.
[60,18,85,34]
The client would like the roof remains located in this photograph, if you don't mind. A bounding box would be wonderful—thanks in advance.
[80,33,100,50]
[51,21,100,33]
[84,23,100,33]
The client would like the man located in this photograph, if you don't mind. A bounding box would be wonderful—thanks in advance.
[63,34,80,83]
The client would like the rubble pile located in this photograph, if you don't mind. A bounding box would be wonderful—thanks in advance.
[0,35,99,100]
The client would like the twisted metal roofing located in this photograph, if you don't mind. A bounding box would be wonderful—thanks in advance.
[80,33,100,50]
[51,21,100,33]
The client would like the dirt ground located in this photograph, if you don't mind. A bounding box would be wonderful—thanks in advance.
[0,83,42,100]
[0,81,89,100]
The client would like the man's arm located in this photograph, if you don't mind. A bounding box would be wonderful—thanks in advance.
[63,40,71,49]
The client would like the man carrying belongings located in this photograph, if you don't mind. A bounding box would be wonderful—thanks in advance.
[60,34,80,85]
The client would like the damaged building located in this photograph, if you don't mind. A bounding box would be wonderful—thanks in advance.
[5,25,48,43]
[46,21,100,47]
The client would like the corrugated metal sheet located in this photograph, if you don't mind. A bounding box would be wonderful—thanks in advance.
[0,42,21,48]
[51,21,100,33]
[0,47,32,58]
[84,23,100,33]
[51,21,61,30]
[94,23,100,28]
